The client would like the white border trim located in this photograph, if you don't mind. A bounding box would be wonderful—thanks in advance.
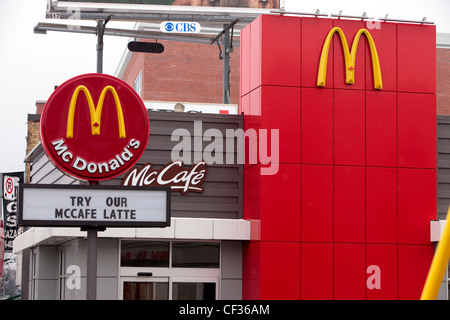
[13,218,251,253]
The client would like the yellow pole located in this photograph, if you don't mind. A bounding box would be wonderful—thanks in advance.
[421,206,450,300]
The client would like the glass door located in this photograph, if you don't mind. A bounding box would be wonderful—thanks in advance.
[172,280,217,300]
[120,277,169,300]
[120,277,219,300]
[119,240,221,300]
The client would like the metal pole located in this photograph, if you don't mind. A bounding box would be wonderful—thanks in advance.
[85,18,109,300]
[223,24,231,105]
[86,228,98,300]
[85,22,103,300]
[96,20,104,74]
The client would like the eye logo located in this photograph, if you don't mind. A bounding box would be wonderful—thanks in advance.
[165,22,174,32]
[160,21,201,34]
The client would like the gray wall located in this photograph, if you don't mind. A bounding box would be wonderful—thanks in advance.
[437,115,450,300]
[221,241,243,300]
[29,111,244,219]
[29,238,119,300]
[438,115,450,220]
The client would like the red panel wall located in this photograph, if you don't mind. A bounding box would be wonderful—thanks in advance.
[242,14,436,300]
[334,90,365,165]
[301,165,333,242]
[366,167,398,244]
[366,244,398,300]
[301,88,333,164]
[300,243,333,300]
[366,91,397,167]
[334,166,365,243]
[334,244,366,300]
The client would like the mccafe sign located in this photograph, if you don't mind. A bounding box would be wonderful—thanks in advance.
[40,74,149,181]
[122,161,207,195]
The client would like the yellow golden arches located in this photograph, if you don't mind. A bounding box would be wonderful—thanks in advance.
[66,85,126,139]
[317,27,383,90]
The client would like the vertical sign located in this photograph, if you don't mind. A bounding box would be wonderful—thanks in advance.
[0,220,4,278]
[2,172,23,253]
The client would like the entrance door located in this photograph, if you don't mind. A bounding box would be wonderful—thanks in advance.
[171,280,216,300]
[121,277,169,300]
[119,277,219,300]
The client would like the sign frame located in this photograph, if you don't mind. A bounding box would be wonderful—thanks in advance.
[17,184,171,228]
[45,0,285,25]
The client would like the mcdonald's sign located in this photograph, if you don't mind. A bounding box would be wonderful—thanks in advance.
[40,74,149,181]
[317,27,383,90]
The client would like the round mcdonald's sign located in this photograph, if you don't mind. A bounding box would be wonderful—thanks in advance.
[40,74,149,181]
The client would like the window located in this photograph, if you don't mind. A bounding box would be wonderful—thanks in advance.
[123,281,169,300]
[172,242,220,268]
[172,282,216,300]
[121,241,169,267]
[30,249,37,300]
[120,241,219,268]
[133,70,142,97]
[58,250,66,300]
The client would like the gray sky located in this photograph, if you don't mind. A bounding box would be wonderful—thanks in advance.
[0,0,449,174]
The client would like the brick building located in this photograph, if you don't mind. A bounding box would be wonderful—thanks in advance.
[116,38,240,105]
[437,34,450,115]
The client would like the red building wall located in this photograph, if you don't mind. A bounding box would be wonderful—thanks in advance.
[241,15,436,300]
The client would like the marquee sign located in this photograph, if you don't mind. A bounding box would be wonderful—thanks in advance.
[18,184,170,228]
[40,73,149,181]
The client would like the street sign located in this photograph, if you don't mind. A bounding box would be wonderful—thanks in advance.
[18,184,171,228]
[3,176,18,200]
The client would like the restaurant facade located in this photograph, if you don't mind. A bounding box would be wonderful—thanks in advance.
[12,13,450,300]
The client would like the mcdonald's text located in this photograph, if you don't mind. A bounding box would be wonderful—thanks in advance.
[51,138,141,175]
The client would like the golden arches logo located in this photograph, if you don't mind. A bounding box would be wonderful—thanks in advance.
[66,85,126,139]
[317,27,383,90]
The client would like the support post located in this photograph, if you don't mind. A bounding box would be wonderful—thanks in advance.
[85,180,104,300]
[96,20,104,74]
[210,19,238,105]
[96,17,111,74]
[223,24,231,105]
[86,228,98,300]
[85,17,110,299]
